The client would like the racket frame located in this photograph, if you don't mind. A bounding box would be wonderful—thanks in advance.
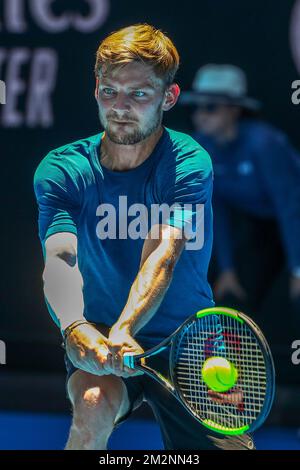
[170,307,275,435]
[123,307,275,435]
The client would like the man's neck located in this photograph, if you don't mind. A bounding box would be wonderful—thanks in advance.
[100,125,164,172]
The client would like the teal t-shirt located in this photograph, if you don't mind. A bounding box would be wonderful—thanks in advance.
[34,126,214,347]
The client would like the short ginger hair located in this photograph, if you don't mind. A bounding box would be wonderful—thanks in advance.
[95,23,180,88]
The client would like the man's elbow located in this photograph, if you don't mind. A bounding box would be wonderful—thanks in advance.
[160,251,179,276]
[45,232,78,265]
[162,238,186,272]
[42,248,77,287]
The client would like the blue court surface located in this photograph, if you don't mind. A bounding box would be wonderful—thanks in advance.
[0,412,299,450]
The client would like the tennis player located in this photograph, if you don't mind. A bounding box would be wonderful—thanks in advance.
[34,24,255,450]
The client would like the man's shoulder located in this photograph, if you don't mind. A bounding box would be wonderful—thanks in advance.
[163,126,213,173]
[165,126,209,152]
[35,133,101,178]
[47,133,100,161]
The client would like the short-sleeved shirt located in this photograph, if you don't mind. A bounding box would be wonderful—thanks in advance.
[34,126,214,347]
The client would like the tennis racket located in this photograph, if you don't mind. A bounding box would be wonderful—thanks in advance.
[123,306,275,436]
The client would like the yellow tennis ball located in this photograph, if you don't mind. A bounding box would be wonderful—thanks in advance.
[202,357,238,392]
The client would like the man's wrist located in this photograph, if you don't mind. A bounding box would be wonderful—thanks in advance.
[110,320,132,336]
[61,320,96,341]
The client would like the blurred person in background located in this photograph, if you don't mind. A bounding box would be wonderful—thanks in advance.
[180,64,300,330]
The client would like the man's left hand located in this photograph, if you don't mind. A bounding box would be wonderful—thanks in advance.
[107,326,145,378]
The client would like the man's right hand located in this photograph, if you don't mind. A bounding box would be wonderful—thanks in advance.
[65,323,115,376]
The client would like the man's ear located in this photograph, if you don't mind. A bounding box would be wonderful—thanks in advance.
[95,77,99,100]
[162,83,181,111]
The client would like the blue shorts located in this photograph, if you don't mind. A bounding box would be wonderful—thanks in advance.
[64,323,256,450]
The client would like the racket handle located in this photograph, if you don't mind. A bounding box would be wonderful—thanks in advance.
[123,352,135,369]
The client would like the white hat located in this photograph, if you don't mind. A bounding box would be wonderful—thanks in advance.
[179,64,261,110]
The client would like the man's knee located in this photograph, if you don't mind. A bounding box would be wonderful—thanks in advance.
[67,370,127,430]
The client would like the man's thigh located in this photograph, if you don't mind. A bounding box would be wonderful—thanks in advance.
[64,328,144,429]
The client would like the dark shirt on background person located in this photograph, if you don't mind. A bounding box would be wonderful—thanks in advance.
[179,64,300,310]
[192,118,300,276]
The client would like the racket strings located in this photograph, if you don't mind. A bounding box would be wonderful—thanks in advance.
[173,315,267,430]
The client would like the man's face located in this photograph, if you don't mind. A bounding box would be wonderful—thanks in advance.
[191,103,240,137]
[95,61,168,145]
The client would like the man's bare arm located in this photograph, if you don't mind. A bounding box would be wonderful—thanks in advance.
[43,232,85,331]
[42,232,138,376]
[110,224,187,337]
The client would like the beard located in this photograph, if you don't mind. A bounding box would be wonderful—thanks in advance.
[98,101,164,145]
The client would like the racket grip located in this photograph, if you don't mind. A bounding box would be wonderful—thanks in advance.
[123,352,135,369]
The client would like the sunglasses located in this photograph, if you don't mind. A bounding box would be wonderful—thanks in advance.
[196,103,222,113]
